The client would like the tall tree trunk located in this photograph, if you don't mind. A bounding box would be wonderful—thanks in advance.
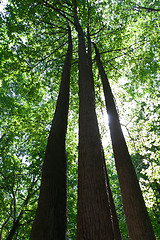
[87,28,122,240]
[94,44,156,240]
[104,166,122,240]
[74,6,114,240]
[30,27,72,240]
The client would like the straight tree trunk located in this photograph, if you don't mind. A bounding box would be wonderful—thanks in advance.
[94,44,156,240]
[74,5,114,240]
[104,163,122,240]
[30,27,72,240]
[87,28,122,240]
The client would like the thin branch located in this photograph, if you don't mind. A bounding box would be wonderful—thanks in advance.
[100,47,129,55]
[41,0,75,25]
[12,190,16,224]
[28,40,68,71]
[38,20,67,30]
[108,62,120,72]
[90,23,109,37]
[0,204,13,240]
[136,5,160,12]
[91,25,125,40]
[93,32,153,64]
[58,0,74,12]
[6,179,39,240]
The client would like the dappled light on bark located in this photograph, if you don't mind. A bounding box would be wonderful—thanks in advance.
[94,44,156,240]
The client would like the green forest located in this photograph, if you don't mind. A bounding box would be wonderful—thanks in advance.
[0,0,160,239]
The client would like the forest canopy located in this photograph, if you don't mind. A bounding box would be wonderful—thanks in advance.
[0,0,160,239]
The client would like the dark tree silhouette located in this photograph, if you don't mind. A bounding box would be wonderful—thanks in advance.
[30,27,72,240]
[94,44,156,240]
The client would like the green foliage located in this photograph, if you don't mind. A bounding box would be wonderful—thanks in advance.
[66,113,78,239]
[0,0,159,238]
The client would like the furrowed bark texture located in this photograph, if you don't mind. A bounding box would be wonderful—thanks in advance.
[30,28,72,240]
[87,29,122,240]
[104,164,122,240]
[94,44,155,240]
[74,10,114,240]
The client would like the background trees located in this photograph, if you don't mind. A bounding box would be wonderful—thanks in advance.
[0,0,159,239]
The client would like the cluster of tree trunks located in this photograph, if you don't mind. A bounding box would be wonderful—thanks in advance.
[94,44,155,240]
[74,7,119,239]
[29,2,155,240]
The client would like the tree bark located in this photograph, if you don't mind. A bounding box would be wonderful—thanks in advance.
[87,28,122,240]
[104,163,122,240]
[74,6,114,239]
[94,44,156,240]
[30,27,72,240]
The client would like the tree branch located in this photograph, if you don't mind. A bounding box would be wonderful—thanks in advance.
[0,204,13,240]
[40,0,75,25]
[137,5,160,12]
[28,40,68,71]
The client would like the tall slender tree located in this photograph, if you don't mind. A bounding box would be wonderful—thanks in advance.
[87,26,122,240]
[94,44,156,240]
[73,2,114,239]
[30,26,72,240]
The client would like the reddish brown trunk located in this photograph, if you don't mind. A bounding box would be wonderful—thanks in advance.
[30,27,72,240]
[74,9,114,240]
[87,29,122,240]
[94,44,155,240]
[104,163,122,240]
